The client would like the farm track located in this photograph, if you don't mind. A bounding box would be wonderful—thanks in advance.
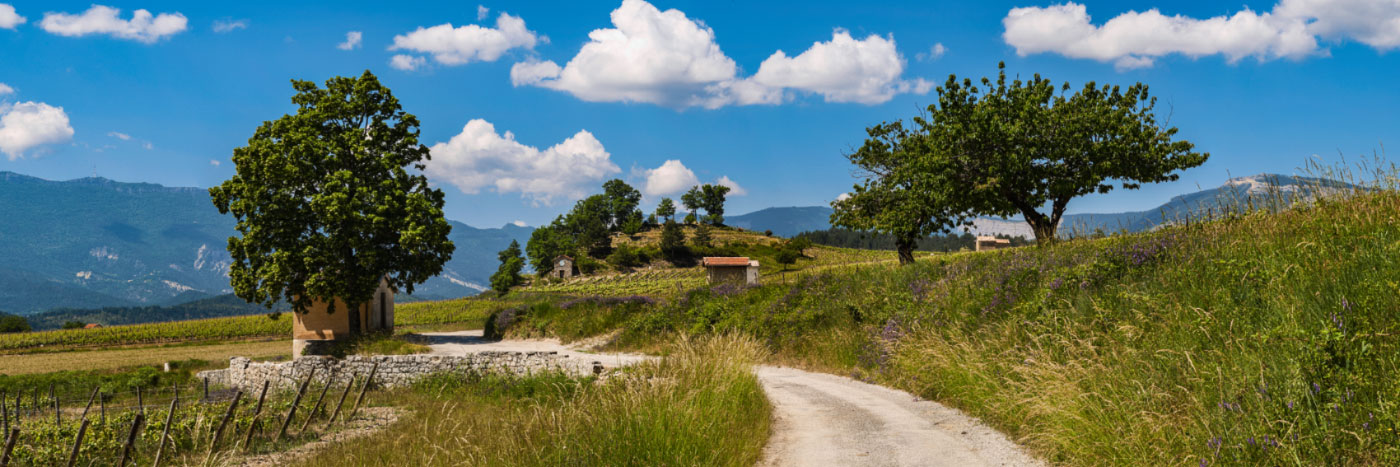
[423,330,1041,467]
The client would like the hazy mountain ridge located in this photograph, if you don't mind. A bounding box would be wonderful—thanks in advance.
[0,171,532,315]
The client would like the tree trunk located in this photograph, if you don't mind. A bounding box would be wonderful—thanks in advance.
[1029,219,1057,246]
[895,236,916,265]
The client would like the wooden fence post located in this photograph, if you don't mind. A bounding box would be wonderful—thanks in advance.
[66,419,90,467]
[151,396,177,467]
[136,387,144,418]
[2,427,19,467]
[204,390,243,465]
[275,368,316,443]
[116,412,143,467]
[99,392,106,425]
[238,381,270,453]
[1,391,7,434]
[297,375,335,433]
[325,372,357,426]
[51,384,59,427]
[202,378,208,401]
[80,387,98,421]
[348,363,379,421]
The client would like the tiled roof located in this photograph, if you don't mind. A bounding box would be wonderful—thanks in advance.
[703,257,751,267]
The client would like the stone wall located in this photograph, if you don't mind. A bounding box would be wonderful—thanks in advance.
[196,351,598,393]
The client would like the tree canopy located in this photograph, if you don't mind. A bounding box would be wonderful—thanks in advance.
[656,197,676,222]
[602,179,642,230]
[699,184,731,225]
[490,240,525,294]
[210,71,454,312]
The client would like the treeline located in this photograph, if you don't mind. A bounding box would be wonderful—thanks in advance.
[21,293,286,331]
[795,228,1031,252]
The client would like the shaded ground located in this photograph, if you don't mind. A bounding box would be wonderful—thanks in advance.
[423,330,1042,467]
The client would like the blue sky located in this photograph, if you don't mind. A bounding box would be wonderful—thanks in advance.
[2,0,1398,228]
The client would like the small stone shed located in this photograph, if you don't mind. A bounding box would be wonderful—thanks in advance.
[975,236,1012,252]
[703,257,760,286]
[552,255,576,279]
[292,276,395,356]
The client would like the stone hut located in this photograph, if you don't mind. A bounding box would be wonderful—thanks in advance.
[703,257,760,286]
[975,236,1012,252]
[292,276,395,356]
[551,255,576,279]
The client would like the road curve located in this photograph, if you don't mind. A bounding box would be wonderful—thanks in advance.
[423,331,1041,467]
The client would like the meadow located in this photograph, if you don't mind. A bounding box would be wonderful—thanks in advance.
[487,177,1400,465]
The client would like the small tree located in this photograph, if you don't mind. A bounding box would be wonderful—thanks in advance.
[210,71,455,314]
[656,197,676,222]
[620,210,644,236]
[775,245,799,271]
[602,179,642,230]
[788,236,813,256]
[490,240,525,294]
[700,184,731,225]
[683,212,698,224]
[692,222,713,248]
[681,187,702,221]
[659,219,688,261]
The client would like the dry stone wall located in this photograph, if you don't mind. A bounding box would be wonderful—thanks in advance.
[197,351,598,393]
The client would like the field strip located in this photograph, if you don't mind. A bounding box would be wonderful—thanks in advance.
[0,339,290,375]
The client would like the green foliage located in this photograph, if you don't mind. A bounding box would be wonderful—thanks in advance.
[787,236,813,255]
[606,244,646,269]
[25,294,285,331]
[209,70,455,312]
[774,246,799,271]
[490,240,526,294]
[620,210,644,236]
[61,320,85,329]
[0,313,31,333]
[681,187,702,220]
[659,219,689,263]
[656,197,676,222]
[563,195,613,258]
[526,222,576,275]
[797,228,1031,252]
[683,212,698,224]
[692,223,713,248]
[700,184,731,225]
[920,62,1208,243]
[602,179,642,230]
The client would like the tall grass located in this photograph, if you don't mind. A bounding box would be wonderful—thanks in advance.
[297,335,771,466]
[494,163,1400,465]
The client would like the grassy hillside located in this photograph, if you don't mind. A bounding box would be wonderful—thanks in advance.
[488,186,1400,465]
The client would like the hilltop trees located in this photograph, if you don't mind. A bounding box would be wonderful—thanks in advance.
[681,187,702,223]
[656,198,676,222]
[526,222,575,273]
[659,219,687,261]
[211,71,454,313]
[603,179,642,229]
[699,184,731,225]
[490,240,525,294]
[836,63,1207,255]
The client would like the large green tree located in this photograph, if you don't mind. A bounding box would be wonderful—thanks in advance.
[490,240,525,294]
[655,197,676,222]
[602,179,642,230]
[210,71,454,315]
[699,184,731,225]
[924,63,1208,243]
[525,220,575,274]
[562,195,613,257]
[832,121,969,265]
[680,187,702,222]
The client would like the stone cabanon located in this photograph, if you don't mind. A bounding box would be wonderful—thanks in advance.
[703,257,760,286]
[975,236,1013,252]
[198,352,600,393]
[292,276,396,356]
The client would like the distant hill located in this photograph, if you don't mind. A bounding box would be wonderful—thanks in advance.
[0,171,532,315]
[727,174,1341,239]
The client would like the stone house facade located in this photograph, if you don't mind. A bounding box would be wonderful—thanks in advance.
[292,276,395,356]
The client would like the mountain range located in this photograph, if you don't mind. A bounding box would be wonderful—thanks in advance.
[0,172,532,315]
[728,174,1336,238]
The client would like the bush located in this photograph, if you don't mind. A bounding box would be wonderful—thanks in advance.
[0,315,30,333]
[61,320,85,329]
[607,244,645,269]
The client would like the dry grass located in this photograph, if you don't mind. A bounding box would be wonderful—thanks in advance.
[0,339,289,375]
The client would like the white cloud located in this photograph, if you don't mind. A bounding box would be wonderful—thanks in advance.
[835,192,852,202]
[209,159,221,167]
[511,219,528,227]
[0,83,13,95]
[40,5,188,43]
[338,31,362,50]
[513,0,925,109]
[212,18,246,33]
[750,30,930,105]
[425,119,620,204]
[917,43,947,61]
[716,175,746,196]
[107,131,131,140]
[1000,1,1400,69]
[0,4,25,29]
[477,5,490,21]
[389,54,427,71]
[390,12,538,66]
[0,102,75,160]
[641,160,700,197]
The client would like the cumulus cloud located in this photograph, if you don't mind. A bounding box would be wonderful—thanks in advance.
[209,159,221,166]
[212,18,246,33]
[40,5,188,43]
[107,131,130,140]
[1001,1,1400,70]
[751,30,930,104]
[389,54,427,71]
[477,5,490,21]
[512,0,926,109]
[0,83,13,95]
[338,31,362,50]
[425,119,620,204]
[0,3,25,29]
[641,160,701,197]
[390,12,538,67]
[0,102,75,160]
[716,175,747,196]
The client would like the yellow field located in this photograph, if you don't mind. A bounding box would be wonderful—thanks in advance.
[0,339,290,375]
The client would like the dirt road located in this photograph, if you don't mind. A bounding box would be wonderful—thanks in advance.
[424,331,1041,467]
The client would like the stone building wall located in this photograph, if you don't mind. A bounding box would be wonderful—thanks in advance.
[197,351,596,393]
